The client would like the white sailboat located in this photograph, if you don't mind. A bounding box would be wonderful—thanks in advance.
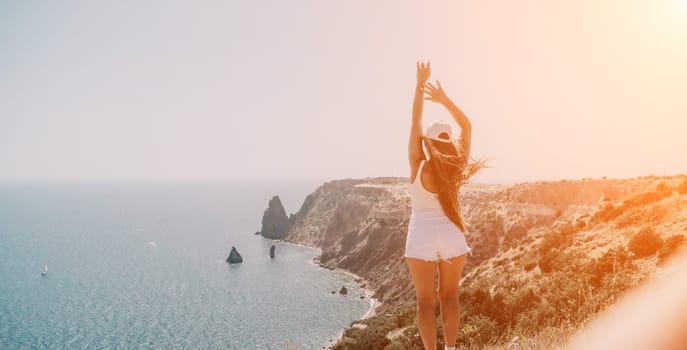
[41,265,48,276]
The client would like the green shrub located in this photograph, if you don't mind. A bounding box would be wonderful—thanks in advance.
[330,312,398,350]
[504,288,541,322]
[595,186,673,225]
[384,327,423,350]
[538,223,577,254]
[460,314,499,348]
[589,247,631,288]
[538,249,570,273]
[618,205,668,229]
[621,187,672,210]
[629,228,664,258]
[513,299,557,336]
[592,203,623,222]
[677,180,687,194]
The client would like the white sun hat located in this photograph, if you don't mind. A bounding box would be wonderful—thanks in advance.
[425,120,453,143]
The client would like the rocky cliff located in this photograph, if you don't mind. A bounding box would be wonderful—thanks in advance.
[280,176,673,314]
[282,178,413,312]
[263,174,687,349]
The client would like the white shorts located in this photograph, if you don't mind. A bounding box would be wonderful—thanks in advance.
[404,209,472,264]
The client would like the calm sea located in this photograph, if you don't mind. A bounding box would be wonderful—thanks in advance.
[0,181,370,350]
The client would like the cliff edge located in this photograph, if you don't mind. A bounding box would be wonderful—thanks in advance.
[260,174,687,349]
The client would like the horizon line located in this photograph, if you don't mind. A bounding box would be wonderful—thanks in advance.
[1,172,685,186]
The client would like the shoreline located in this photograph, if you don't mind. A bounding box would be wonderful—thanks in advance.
[278,239,383,348]
[319,264,383,349]
[324,264,382,320]
[317,260,383,350]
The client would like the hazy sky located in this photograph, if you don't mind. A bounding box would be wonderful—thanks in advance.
[2,0,686,183]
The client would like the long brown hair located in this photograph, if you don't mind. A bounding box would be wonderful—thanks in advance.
[422,135,487,233]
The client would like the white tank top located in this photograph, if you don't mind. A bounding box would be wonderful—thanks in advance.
[409,159,443,212]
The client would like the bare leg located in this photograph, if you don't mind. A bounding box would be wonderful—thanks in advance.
[405,257,438,350]
[438,253,467,348]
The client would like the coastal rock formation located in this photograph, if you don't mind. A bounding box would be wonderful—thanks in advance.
[282,176,681,315]
[282,175,687,349]
[283,178,414,312]
[269,245,275,258]
[339,286,348,295]
[258,196,291,239]
[226,246,243,264]
[283,179,368,247]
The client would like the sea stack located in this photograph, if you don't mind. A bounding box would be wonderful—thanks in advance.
[226,246,243,264]
[269,245,276,258]
[339,286,348,295]
[257,196,290,239]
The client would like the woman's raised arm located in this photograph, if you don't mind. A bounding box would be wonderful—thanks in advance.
[409,61,431,175]
[424,80,472,159]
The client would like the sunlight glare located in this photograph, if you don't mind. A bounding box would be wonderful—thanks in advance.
[662,0,687,35]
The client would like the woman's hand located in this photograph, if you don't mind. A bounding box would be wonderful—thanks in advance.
[423,80,448,104]
[416,61,431,85]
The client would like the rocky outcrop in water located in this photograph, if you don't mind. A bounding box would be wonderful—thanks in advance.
[258,196,291,239]
[226,246,243,264]
[269,245,275,258]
